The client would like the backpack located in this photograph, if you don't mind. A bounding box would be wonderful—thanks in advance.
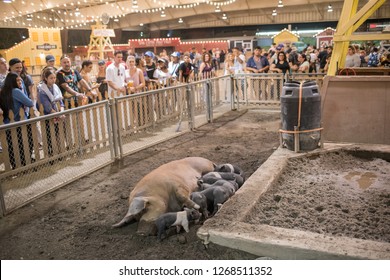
[367,53,379,67]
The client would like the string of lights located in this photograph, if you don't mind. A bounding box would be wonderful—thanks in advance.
[1,0,337,30]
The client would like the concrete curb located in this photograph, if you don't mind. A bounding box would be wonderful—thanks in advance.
[197,143,390,259]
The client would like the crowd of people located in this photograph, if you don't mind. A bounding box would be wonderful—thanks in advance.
[0,43,388,150]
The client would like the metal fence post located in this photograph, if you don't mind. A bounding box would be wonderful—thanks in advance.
[186,84,195,130]
[105,100,115,160]
[231,75,238,111]
[206,80,213,123]
[109,98,121,159]
[0,186,6,216]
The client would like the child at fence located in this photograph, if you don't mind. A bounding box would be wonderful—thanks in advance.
[38,67,65,159]
[0,72,34,169]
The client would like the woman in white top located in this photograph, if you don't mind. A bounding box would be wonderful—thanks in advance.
[125,55,145,94]
[224,53,235,75]
[345,45,361,68]
[153,58,172,87]
[297,53,310,73]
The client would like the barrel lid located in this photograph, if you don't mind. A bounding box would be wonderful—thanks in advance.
[284,80,317,87]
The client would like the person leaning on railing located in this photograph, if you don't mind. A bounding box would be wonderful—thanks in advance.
[199,52,215,80]
[178,53,194,83]
[79,60,100,103]
[0,72,34,169]
[270,51,290,75]
[125,55,145,93]
[37,67,65,159]
[96,60,108,100]
[56,54,91,108]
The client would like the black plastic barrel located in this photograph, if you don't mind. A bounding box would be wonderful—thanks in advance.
[281,80,321,151]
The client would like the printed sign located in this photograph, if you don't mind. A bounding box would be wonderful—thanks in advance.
[36,43,57,51]
[93,29,115,37]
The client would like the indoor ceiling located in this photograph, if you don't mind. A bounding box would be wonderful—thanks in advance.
[0,0,389,31]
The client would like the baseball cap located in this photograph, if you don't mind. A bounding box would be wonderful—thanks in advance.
[98,59,105,65]
[276,43,284,50]
[45,54,55,62]
[171,51,180,57]
[144,51,155,58]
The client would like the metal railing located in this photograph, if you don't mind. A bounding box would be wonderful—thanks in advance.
[0,77,232,215]
[0,73,323,215]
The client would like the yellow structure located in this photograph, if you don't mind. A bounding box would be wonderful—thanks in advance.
[87,24,115,60]
[272,28,300,45]
[0,28,63,70]
[328,0,390,75]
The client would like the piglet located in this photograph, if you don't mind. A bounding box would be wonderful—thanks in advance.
[214,163,246,181]
[155,208,201,241]
[201,171,244,188]
[190,192,209,220]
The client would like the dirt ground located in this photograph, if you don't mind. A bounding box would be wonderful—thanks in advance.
[0,108,281,260]
[246,150,390,243]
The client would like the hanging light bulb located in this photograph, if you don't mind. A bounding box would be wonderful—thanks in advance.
[215,6,221,13]
[272,9,277,16]
[327,4,333,12]
[74,7,81,16]
[132,0,138,9]
[178,18,183,23]
[222,13,227,20]
[161,10,166,17]
[278,0,283,8]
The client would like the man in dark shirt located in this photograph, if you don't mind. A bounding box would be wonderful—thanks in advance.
[56,54,91,108]
[178,53,194,83]
[144,51,156,85]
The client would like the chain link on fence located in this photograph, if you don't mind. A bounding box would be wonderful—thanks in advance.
[0,101,114,215]
[286,73,326,89]
[0,73,324,215]
[233,73,285,107]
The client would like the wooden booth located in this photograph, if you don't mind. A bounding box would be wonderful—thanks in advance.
[272,28,300,45]
[314,27,336,48]
[0,28,63,74]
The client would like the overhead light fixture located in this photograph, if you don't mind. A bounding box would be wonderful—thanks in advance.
[3,0,12,3]
[161,11,166,17]
[272,9,277,16]
[215,6,221,13]
[114,18,119,22]
[222,13,227,20]
[327,4,333,12]
[26,14,33,21]
[132,0,138,9]
[178,18,183,23]
[139,23,144,26]
[74,8,80,16]
[278,0,284,8]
